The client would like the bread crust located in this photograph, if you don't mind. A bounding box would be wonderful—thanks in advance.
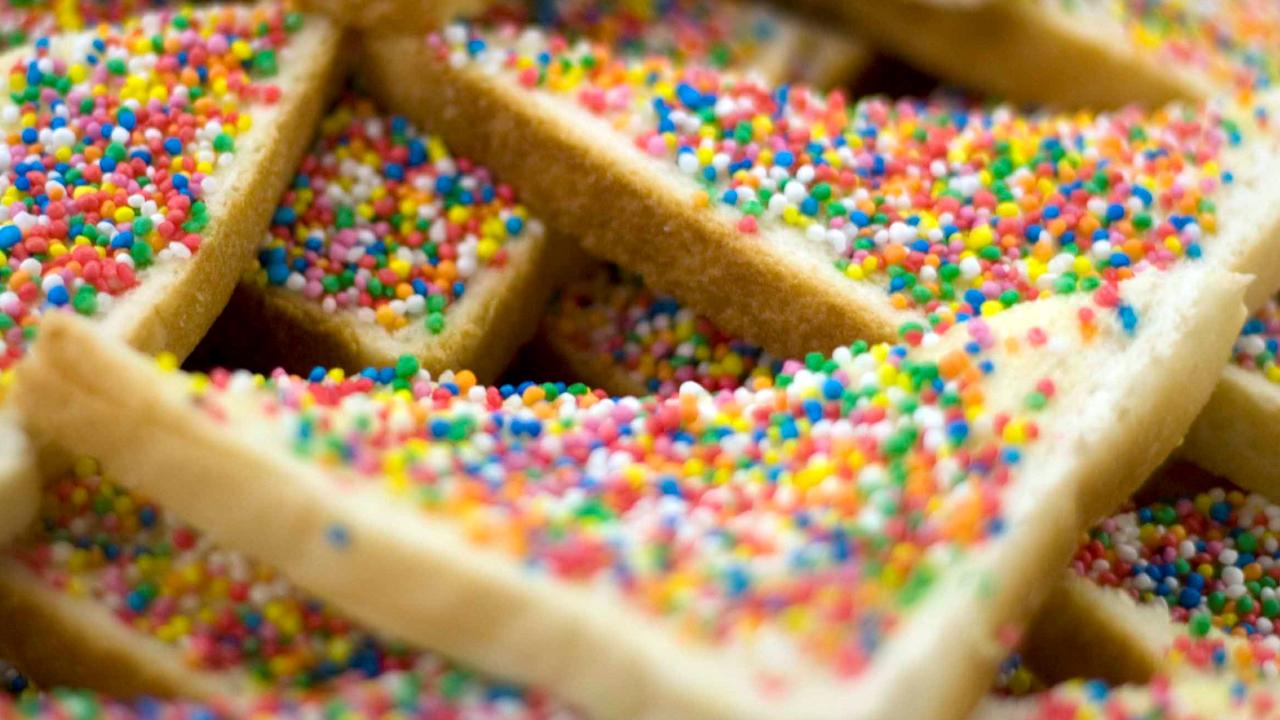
[12,264,1246,720]
[801,0,1211,108]
[360,35,911,359]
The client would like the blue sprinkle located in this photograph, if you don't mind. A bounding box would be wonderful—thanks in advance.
[272,206,296,225]
[0,225,21,250]
[325,523,351,549]
[1117,303,1138,335]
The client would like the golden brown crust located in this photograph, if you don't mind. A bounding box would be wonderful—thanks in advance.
[1019,573,1168,685]
[360,35,910,360]
[801,0,1210,108]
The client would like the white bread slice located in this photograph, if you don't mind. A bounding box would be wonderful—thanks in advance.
[79,9,343,361]
[13,260,1246,720]
[0,4,346,363]
[797,0,1234,108]
[0,4,342,544]
[540,263,1267,689]
[0,460,575,716]
[360,19,1280,359]
[225,91,585,380]
[233,231,584,381]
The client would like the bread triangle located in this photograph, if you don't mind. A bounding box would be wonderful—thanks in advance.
[226,92,585,381]
[13,259,1246,720]
[0,3,342,542]
[0,458,574,715]
[359,10,1280,359]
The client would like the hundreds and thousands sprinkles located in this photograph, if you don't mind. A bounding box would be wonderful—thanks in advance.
[547,265,779,395]
[8,460,573,718]
[0,3,298,370]
[253,94,539,336]
[434,8,1255,328]
[170,307,1069,679]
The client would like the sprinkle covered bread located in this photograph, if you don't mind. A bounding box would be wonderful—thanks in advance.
[362,4,1280,357]
[0,1,340,376]
[0,458,576,717]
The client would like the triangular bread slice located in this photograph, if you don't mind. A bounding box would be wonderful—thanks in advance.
[0,3,342,542]
[225,92,583,381]
[0,457,575,716]
[797,0,1276,108]
[542,261,1277,689]
[542,260,1269,689]
[0,3,343,364]
[13,260,1246,720]
[360,10,1280,359]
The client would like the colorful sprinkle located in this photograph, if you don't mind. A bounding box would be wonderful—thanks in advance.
[1076,488,1280,642]
[1067,0,1280,95]
[155,292,1099,683]
[0,0,174,50]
